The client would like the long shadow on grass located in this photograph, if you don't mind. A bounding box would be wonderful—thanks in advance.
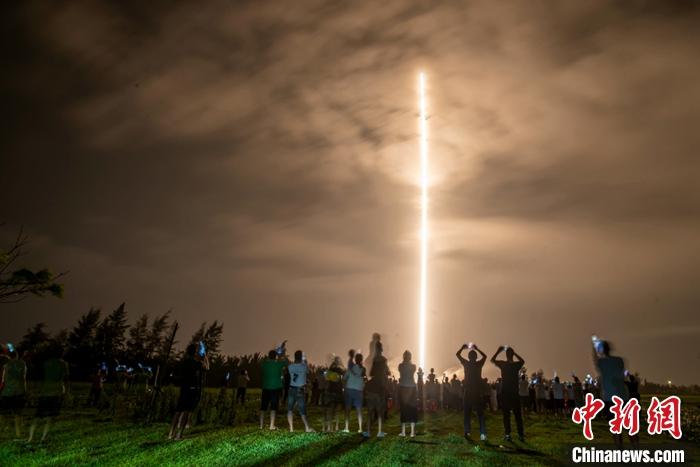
[249,434,367,467]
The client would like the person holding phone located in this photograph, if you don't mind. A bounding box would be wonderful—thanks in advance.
[168,342,209,440]
[491,345,525,441]
[398,350,418,438]
[456,343,487,441]
[592,338,637,448]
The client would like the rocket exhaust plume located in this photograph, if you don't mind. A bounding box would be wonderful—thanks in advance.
[418,72,429,370]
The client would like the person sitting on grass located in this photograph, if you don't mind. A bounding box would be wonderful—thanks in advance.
[169,343,209,440]
[0,344,27,440]
[456,343,487,441]
[491,345,525,442]
[287,350,314,432]
[322,356,345,432]
[398,350,418,438]
[364,341,389,438]
[260,348,287,430]
[28,343,69,444]
[343,352,365,433]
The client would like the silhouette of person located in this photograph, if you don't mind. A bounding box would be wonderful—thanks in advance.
[169,343,208,440]
[491,346,525,441]
[593,339,638,448]
[364,341,389,438]
[456,343,487,441]
[398,350,417,437]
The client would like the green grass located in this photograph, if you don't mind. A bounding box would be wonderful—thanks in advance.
[1,389,697,466]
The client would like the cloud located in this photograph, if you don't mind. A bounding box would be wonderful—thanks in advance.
[2,0,700,384]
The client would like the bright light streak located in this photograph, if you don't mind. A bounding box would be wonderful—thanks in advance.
[418,72,429,370]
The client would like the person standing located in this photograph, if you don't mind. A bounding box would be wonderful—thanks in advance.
[169,343,209,440]
[87,364,106,408]
[364,341,389,438]
[551,376,565,416]
[518,375,530,414]
[28,343,69,443]
[625,373,640,402]
[491,346,525,442]
[593,338,637,448]
[322,356,344,432]
[0,345,27,439]
[287,350,314,432]
[456,343,487,441]
[343,353,365,433]
[260,349,287,430]
[398,350,417,438]
[572,375,584,408]
[236,369,250,405]
[366,333,381,377]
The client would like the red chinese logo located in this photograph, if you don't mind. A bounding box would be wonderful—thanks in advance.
[572,394,683,440]
[647,396,682,440]
[608,396,641,436]
[572,393,605,440]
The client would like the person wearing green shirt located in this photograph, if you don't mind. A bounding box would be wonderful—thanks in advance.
[259,349,288,430]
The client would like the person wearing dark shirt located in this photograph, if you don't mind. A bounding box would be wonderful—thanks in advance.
[625,373,640,401]
[364,341,389,438]
[169,343,209,440]
[0,346,27,439]
[398,350,418,438]
[322,356,345,432]
[491,345,525,442]
[28,344,69,443]
[456,343,487,441]
[236,369,250,405]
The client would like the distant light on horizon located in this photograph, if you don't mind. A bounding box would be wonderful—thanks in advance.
[418,72,429,370]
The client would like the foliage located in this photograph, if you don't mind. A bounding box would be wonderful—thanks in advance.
[0,227,64,304]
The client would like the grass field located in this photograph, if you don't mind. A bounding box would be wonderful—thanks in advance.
[1,389,697,466]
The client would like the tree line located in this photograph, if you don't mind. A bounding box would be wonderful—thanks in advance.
[12,302,266,387]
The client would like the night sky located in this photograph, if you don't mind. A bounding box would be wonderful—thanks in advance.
[2,1,699,384]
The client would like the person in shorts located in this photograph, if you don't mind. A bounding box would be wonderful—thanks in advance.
[286,350,314,432]
[169,343,209,440]
[0,344,27,439]
[322,356,345,432]
[28,343,69,443]
[260,349,287,430]
[343,352,365,433]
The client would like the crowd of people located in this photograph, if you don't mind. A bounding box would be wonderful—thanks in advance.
[1,332,641,447]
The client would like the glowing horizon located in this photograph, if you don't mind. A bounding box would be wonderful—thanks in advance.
[418,72,429,370]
